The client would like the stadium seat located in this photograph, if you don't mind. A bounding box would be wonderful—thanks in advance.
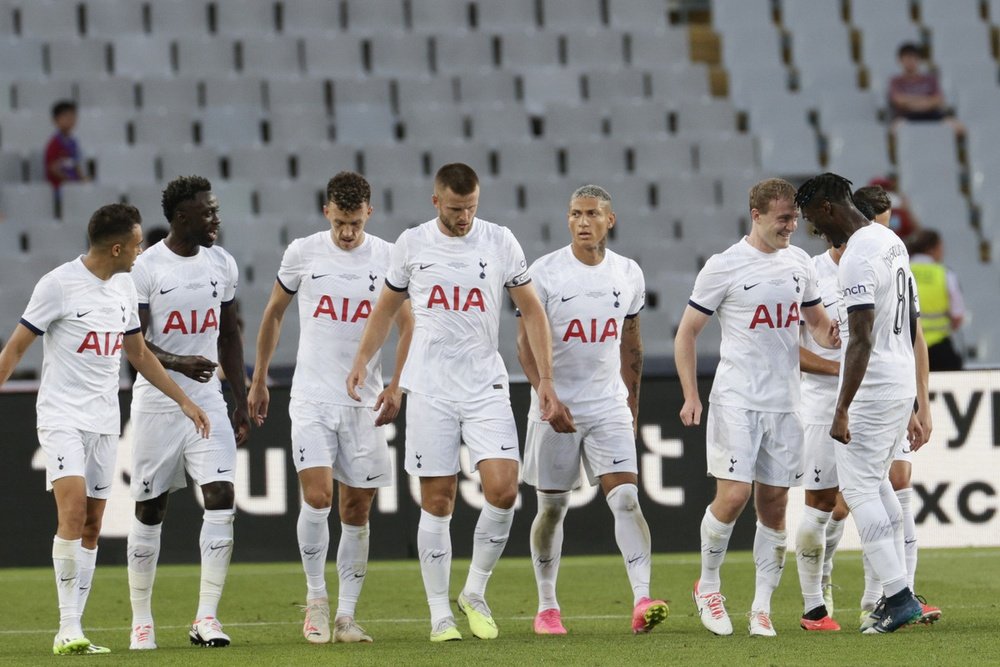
[1,183,55,221]
[400,106,469,143]
[607,0,669,30]
[628,136,694,174]
[930,23,994,72]
[397,75,457,111]
[0,151,23,182]
[726,64,789,111]
[521,69,584,110]
[425,142,493,176]
[294,144,361,183]
[111,35,173,78]
[11,79,75,114]
[475,0,539,31]
[657,174,718,216]
[564,30,627,69]
[433,33,497,74]
[239,36,303,76]
[330,76,393,107]
[411,0,475,32]
[213,179,256,220]
[16,0,80,38]
[302,34,364,76]
[712,0,773,32]
[48,39,111,77]
[265,77,329,112]
[159,146,223,181]
[585,69,647,102]
[781,0,844,30]
[816,89,881,126]
[59,182,122,222]
[562,139,630,179]
[125,183,165,222]
[743,90,813,134]
[756,122,820,176]
[469,105,533,142]
[256,180,322,218]
[716,170,762,216]
[280,0,341,35]
[132,110,196,147]
[1,110,61,153]
[798,64,860,102]
[344,0,405,34]
[202,77,266,109]
[648,62,710,100]
[214,0,277,36]
[522,179,576,215]
[0,37,46,80]
[673,97,737,136]
[543,103,607,142]
[824,121,892,185]
[697,134,757,174]
[850,0,912,26]
[499,30,561,69]
[91,144,158,185]
[627,28,690,68]
[455,71,519,107]
[333,104,396,145]
[919,0,982,26]
[789,23,853,81]
[495,141,560,177]
[175,37,238,76]
[268,107,332,147]
[77,78,137,110]
[541,0,603,30]
[895,121,958,167]
[359,144,430,181]
[148,0,211,37]
[198,108,266,149]
[227,146,293,181]
[719,24,783,72]
[83,0,145,36]
[367,33,433,77]
[75,109,131,146]
[138,76,200,111]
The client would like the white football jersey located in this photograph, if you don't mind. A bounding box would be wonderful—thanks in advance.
[799,250,843,424]
[131,241,238,413]
[386,217,529,401]
[20,257,140,434]
[838,223,917,401]
[277,231,393,407]
[689,238,821,412]
[527,245,645,420]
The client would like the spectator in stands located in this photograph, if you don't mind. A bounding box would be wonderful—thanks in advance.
[907,229,965,370]
[44,100,88,193]
[867,177,920,240]
[888,43,965,136]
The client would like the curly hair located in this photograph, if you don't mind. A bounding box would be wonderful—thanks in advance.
[161,175,212,222]
[326,171,371,212]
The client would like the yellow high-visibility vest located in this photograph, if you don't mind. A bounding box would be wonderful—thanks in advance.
[910,261,950,346]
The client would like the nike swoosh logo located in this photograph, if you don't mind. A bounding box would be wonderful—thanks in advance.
[823,302,837,309]
[707,548,724,555]
[794,473,805,479]
[366,474,383,481]
[59,576,75,582]
[743,283,760,290]
[419,263,435,270]
[560,295,578,302]
[901,448,912,454]
[500,445,516,451]
[94,484,110,491]
[429,551,447,560]
[904,539,917,545]
[302,547,322,556]
[627,556,642,564]
[489,537,506,544]
[76,310,92,318]
[353,572,366,579]
[311,273,329,279]
[159,286,178,294]
[537,557,553,564]
[217,468,232,474]
[612,457,629,465]
[209,544,229,551]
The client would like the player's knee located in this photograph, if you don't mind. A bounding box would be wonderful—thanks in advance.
[888,466,910,491]
[484,485,518,510]
[339,493,373,525]
[202,482,235,510]
[303,487,334,509]
[606,483,640,514]
[805,490,837,513]
[716,485,751,513]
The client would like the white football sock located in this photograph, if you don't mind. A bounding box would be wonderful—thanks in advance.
[127,517,162,626]
[699,507,734,594]
[796,505,831,613]
[607,484,652,605]
[751,522,787,614]
[530,491,569,612]
[53,537,82,636]
[336,522,369,619]
[196,509,234,620]
[297,503,331,601]
[463,501,514,600]
[418,510,453,625]
[861,553,881,611]
[822,517,845,585]
[880,479,905,577]
[844,489,906,598]
[895,487,918,590]
[76,545,97,622]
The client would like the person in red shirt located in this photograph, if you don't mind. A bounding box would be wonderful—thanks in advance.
[888,43,964,136]
[44,100,88,192]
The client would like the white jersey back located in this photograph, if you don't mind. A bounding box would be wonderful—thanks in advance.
[131,241,238,412]
[838,223,917,401]
[277,231,393,407]
[799,250,843,424]
[527,246,644,420]
[386,217,529,401]
[689,238,821,412]
[20,257,140,434]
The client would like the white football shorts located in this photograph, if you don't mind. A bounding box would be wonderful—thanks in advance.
[130,404,237,500]
[38,427,117,499]
[289,399,392,488]
[801,421,839,491]
[834,399,912,497]
[404,390,520,476]
[522,403,637,490]
[706,403,804,487]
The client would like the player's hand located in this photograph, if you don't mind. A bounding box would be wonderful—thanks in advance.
[547,399,576,434]
[182,401,211,439]
[915,403,933,450]
[374,384,403,426]
[346,362,367,402]
[830,410,850,444]
[231,406,251,446]
[248,381,269,426]
[828,320,842,348]
[679,397,702,426]
[174,355,218,383]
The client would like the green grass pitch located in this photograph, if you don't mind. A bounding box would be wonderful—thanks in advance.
[1,548,996,666]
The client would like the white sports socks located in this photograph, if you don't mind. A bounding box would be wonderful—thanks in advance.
[896,487,918,590]
[796,505,832,613]
[418,510,453,625]
[530,491,570,612]
[127,517,162,626]
[463,501,514,600]
[196,508,235,620]
[53,536,82,636]
[606,484,652,605]
[699,507,734,593]
[297,503,331,602]
[822,517,845,585]
[751,522,787,614]
[843,487,907,598]
[336,522,369,619]
[76,545,98,621]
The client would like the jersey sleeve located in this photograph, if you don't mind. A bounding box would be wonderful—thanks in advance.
[276,240,303,294]
[222,252,238,304]
[626,261,645,318]
[502,228,530,288]
[125,279,141,335]
[385,230,411,292]
[20,273,64,335]
[688,254,730,315]
[839,253,877,313]
[131,256,153,307]
[801,256,821,307]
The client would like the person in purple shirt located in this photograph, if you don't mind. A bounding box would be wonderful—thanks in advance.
[888,43,964,136]
[44,100,88,192]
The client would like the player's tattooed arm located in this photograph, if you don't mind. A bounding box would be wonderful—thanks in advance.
[620,315,643,433]
[138,308,217,382]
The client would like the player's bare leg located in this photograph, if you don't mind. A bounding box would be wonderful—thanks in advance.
[297,467,334,643]
[600,472,668,634]
[419,475,461,641]
[797,488,840,630]
[458,459,516,640]
[333,482,376,643]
